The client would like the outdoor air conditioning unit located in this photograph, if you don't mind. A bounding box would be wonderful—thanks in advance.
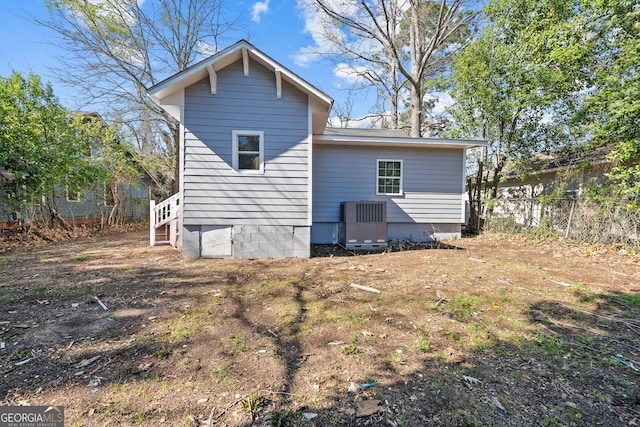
[339,201,388,250]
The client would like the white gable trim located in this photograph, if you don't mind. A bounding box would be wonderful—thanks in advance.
[147,40,333,134]
[275,69,282,99]
[148,40,332,107]
[206,65,217,95]
[242,47,249,76]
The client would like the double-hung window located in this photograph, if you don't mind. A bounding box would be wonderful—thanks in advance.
[377,159,403,195]
[232,130,264,172]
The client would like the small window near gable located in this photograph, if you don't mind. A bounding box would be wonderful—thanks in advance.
[377,159,403,195]
[232,130,264,172]
[66,187,81,202]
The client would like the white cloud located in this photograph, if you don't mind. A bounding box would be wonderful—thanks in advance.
[295,0,394,66]
[251,0,270,23]
[333,63,369,84]
[425,92,455,115]
[87,0,146,5]
[328,114,385,129]
[78,1,145,66]
[293,46,320,68]
[295,0,354,65]
[196,40,218,56]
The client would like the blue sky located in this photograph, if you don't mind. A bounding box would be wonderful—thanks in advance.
[0,0,377,121]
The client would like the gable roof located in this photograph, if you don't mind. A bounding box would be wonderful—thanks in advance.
[147,40,333,133]
[317,127,485,149]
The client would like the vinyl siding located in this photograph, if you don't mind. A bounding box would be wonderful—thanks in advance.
[57,182,149,221]
[312,145,464,223]
[182,59,309,226]
[1,182,149,224]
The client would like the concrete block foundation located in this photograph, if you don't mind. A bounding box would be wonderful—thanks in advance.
[181,224,311,259]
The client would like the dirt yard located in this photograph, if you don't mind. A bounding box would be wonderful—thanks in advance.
[1,227,639,426]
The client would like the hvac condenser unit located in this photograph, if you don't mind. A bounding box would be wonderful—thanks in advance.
[339,201,388,250]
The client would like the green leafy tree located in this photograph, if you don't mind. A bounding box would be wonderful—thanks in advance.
[0,72,103,225]
[38,0,239,194]
[0,73,143,228]
[578,0,640,209]
[78,114,143,226]
[447,0,590,230]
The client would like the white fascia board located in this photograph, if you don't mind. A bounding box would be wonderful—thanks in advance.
[247,47,333,108]
[148,40,333,113]
[314,134,487,150]
[147,42,244,101]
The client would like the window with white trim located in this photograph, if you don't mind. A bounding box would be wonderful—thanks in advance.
[377,159,403,195]
[232,130,264,172]
[66,186,81,202]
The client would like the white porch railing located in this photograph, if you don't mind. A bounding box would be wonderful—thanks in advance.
[150,192,181,247]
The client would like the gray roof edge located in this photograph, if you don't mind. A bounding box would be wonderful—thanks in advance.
[315,131,487,148]
[323,127,409,138]
[147,40,333,108]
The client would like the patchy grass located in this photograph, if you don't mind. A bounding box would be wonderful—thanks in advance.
[152,349,171,358]
[342,345,361,356]
[32,284,48,293]
[9,346,31,361]
[209,361,232,384]
[241,393,267,422]
[416,338,431,354]
[0,230,639,426]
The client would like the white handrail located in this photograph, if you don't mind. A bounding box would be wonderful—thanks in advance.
[150,192,181,247]
[155,193,180,227]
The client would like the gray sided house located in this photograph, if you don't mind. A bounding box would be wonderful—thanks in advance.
[494,147,613,227]
[1,172,153,228]
[0,113,155,228]
[148,40,483,258]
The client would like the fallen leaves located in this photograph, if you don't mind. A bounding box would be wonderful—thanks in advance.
[355,399,385,417]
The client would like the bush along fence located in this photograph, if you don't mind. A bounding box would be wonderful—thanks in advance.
[486,194,640,248]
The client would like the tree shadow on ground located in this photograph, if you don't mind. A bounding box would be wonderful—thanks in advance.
[1,232,639,426]
[230,273,307,398]
[258,291,640,427]
[213,283,640,426]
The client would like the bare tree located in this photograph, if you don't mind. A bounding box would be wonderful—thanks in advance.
[305,0,480,137]
[36,0,239,193]
[332,92,357,128]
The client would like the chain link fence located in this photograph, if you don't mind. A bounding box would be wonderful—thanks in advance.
[486,196,640,248]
